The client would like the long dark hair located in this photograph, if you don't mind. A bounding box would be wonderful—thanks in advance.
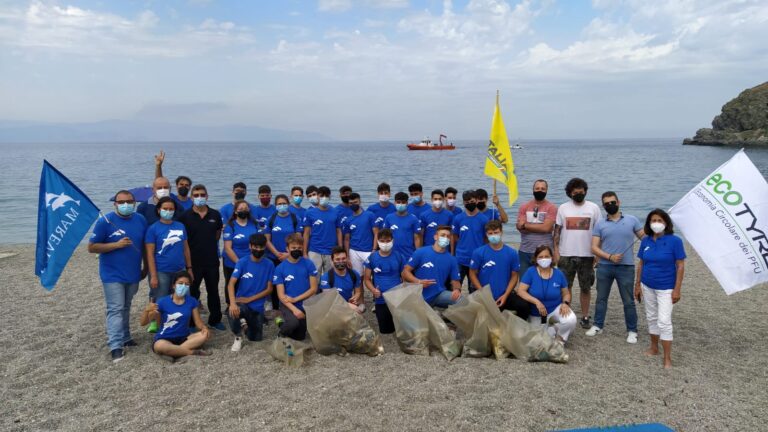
[644,208,674,236]
[226,199,258,230]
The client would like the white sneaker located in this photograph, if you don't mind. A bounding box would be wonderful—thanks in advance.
[585,325,603,336]
[626,331,638,344]
[231,337,243,352]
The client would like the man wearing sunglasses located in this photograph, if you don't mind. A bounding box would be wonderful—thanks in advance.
[587,192,645,344]
[516,179,557,277]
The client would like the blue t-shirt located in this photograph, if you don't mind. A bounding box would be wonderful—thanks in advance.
[521,267,568,316]
[155,294,199,341]
[319,269,361,301]
[336,205,354,228]
[145,221,188,273]
[288,205,307,223]
[219,202,259,226]
[367,202,396,228]
[407,246,460,303]
[449,206,463,216]
[231,256,275,312]
[452,212,490,266]
[637,235,686,290]
[267,212,303,260]
[90,212,147,283]
[593,214,643,266]
[469,244,520,300]
[303,206,340,255]
[344,211,377,252]
[253,204,276,232]
[364,251,405,305]
[222,220,259,268]
[419,208,455,246]
[174,195,193,212]
[273,258,318,310]
[407,202,429,218]
[480,207,501,221]
[383,212,422,258]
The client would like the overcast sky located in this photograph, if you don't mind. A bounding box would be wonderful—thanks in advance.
[1,0,766,140]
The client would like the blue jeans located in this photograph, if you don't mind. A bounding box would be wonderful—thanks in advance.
[149,271,174,301]
[228,305,265,341]
[102,282,139,351]
[594,265,637,332]
[428,290,461,308]
[518,251,533,279]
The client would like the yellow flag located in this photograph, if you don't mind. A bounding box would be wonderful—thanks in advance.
[484,93,519,205]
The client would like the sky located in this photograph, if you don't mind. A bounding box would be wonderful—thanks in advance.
[0,0,766,140]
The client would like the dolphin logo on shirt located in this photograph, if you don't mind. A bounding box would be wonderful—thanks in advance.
[460,225,469,232]
[390,224,399,230]
[313,220,323,226]
[375,217,384,225]
[233,234,246,240]
[45,192,80,211]
[108,229,126,238]
[241,272,253,279]
[644,246,650,251]
[285,275,295,282]
[158,230,184,255]
[427,222,437,228]
[272,226,282,232]
[421,262,434,269]
[482,260,496,269]
[320,280,329,287]
[160,312,183,335]
[349,224,357,231]
[374,267,382,273]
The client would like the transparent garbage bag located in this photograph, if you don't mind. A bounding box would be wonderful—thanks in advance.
[383,283,460,360]
[265,337,313,367]
[304,289,384,356]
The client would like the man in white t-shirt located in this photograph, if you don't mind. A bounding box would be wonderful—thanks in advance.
[553,178,602,329]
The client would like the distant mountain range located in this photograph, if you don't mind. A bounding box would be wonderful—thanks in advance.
[0,120,331,142]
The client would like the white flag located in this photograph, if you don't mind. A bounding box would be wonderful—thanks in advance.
[669,149,768,294]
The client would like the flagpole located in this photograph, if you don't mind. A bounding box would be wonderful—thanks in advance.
[494,89,500,218]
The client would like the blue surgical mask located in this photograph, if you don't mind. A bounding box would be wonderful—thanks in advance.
[319,197,330,207]
[276,204,289,214]
[292,196,303,205]
[193,197,207,207]
[395,203,407,213]
[159,209,174,221]
[117,203,135,216]
[309,196,319,205]
[488,234,502,245]
[437,236,450,248]
[174,283,189,297]
[409,195,422,204]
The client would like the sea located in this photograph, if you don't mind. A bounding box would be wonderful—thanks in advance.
[2,139,767,245]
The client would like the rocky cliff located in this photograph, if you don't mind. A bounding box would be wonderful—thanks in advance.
[683,82,768,146]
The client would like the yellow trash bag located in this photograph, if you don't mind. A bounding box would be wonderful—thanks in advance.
[304,289,384,356]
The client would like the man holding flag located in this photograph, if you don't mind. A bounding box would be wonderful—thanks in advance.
[484,91,519,209]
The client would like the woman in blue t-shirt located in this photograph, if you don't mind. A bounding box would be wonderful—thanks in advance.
[265,194,303,314]
[140,271,211,360]
[634,209,686,369]
[223,200,259,304]
[145,197,192,301]
[517,245,577,343]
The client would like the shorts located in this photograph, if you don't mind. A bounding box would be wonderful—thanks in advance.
[152,336,188,353]
[557,256,595,293]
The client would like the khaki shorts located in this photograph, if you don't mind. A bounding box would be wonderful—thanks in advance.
[557,256,595,293]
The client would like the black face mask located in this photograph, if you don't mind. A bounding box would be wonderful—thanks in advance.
[572,193,586,203]
[533,191,547,201]
[465,203,477,212]
[234,191,246,200]
[350,204,360,212]
[290,250,303,259]
[251,249,265,258]
[333,262,346,270]
[341,196,350,204]
[177,186,190,197]
[603,203,619,215]
[476,202,487,211]
[236,211,250,219]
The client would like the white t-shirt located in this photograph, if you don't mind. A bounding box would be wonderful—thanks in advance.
[556,200,602,257]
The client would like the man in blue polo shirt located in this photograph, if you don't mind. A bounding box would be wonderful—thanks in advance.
[407,183,429,218]
[274,233,319,341]
[383,192,422,259]
[253,185,277,232]
[227,234,274,352]
[452,190,489,286]
[468,220,530,320]
[587,191,645,343]
[367,182,396,228]
[303,186,341,275]
[88,189,148,363]
[419,189,454,247]
[402,225,462,308]
[342,193,377,277]
[319,247,364,312]
[137,176,182,225]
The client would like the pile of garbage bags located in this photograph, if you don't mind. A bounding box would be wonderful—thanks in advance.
[383,283,461,360]
[444,286,569,363]
[304,290,384,357]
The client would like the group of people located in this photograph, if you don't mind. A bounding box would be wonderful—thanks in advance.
[89,151,685,369]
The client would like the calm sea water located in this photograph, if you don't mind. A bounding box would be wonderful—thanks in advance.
[2,139,767,244]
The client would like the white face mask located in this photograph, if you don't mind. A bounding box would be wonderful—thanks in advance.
[432,199,444,209]
[155,188,170,199]
[537,258,552,268]
[446,198,456,207]
[379,194,390,203]
[650,222,666,234]
[378,241,393,252]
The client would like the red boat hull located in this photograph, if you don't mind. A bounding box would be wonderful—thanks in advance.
[407,144,455,150]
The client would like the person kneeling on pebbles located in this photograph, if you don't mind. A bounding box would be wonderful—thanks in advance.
[227,234,275,352]
[319,246,365,313]
[401,225,462,309]
[273,233,319,341]
[140,271,211,360]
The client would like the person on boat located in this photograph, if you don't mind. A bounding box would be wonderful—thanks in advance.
[419,189,454,247]
[475,188,508,223]
[367,182,396,228]
[407,183,428,218]
[222,200,259,306]
[451,190,489,290]
[274,233,319,341]
[402,225,462,308]
[383,192,422,259]
[303,186,341,274]
[516,179,557,278]
[343,192,378,277]
[364,229,404,334]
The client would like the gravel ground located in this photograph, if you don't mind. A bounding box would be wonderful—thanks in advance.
[1,243,767,432]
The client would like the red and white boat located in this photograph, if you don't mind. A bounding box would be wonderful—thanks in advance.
[407,134,455,151]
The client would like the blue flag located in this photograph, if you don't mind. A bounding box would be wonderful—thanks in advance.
[35,160,100,290]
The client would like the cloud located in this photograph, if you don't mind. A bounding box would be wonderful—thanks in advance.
[318,0,409,12]
[0,1,254,57]
[318,0,352,12]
